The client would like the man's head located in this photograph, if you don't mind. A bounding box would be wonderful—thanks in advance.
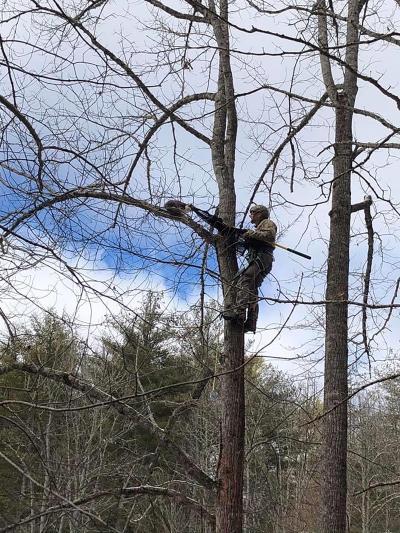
[249,204,269,226]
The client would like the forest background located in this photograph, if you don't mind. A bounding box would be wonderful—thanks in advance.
[0,0,400,531]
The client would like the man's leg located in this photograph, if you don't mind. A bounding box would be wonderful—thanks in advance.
[244,271,265,332]
[244,257,272,332]
[244,301,259,333]
[234,263,260,321]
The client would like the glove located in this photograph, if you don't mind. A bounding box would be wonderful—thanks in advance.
[243,230,256,239]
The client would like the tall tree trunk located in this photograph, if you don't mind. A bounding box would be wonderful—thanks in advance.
[319,1,361,531]
[217,323,245,532]
[208,1,243,530]
[321,91,352,533]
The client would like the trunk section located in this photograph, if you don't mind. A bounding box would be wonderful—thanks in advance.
[217,322,245,532]
[321,92,353,532]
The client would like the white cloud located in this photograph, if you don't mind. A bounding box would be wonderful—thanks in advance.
[0,249,168,340]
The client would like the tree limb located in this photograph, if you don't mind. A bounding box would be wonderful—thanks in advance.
[0,485,215,532]
[0,362,215,490]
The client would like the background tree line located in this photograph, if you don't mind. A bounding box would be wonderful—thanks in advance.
[1,295,399,531]
[0,294,319,532]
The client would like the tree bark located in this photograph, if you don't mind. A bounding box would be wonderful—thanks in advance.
[217,323,245,532]
[322,91,352,533]
[208,1,243,530]
[320,1,360,531]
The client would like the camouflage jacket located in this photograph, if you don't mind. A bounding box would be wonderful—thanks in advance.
[244,218,277,245]
[244,218,277,263]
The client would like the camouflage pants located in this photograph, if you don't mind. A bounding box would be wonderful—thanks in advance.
[236,255,273,328]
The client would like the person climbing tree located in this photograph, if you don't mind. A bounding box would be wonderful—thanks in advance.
[227,204,276,333]
[165,201,277,333]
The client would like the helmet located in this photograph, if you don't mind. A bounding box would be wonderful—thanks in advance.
[250,204,270,219]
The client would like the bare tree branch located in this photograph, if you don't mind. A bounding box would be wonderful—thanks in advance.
[0,485,215,532]
[0,362,215,490]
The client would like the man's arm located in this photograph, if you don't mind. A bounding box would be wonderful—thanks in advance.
[244,219,277,244]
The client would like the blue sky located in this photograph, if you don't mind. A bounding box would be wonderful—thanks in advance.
[1,0,400,381]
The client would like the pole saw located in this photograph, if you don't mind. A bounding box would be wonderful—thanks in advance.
[164,200,311,261]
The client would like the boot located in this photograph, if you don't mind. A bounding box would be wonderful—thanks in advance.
[243,320,256,333]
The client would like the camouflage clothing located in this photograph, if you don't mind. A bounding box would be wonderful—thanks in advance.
[236,218,277,332]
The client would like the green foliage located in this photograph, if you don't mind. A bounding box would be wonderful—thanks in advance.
[0,312,84,530]
[102,292,197,427]
[0,297,325,532]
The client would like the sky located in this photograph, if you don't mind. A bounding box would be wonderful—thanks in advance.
[0,0,400,385]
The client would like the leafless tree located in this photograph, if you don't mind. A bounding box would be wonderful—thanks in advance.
[1,1,400,532]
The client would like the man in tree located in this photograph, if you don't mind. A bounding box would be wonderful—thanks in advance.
[225,205,277,333]
[164,201,276,332]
